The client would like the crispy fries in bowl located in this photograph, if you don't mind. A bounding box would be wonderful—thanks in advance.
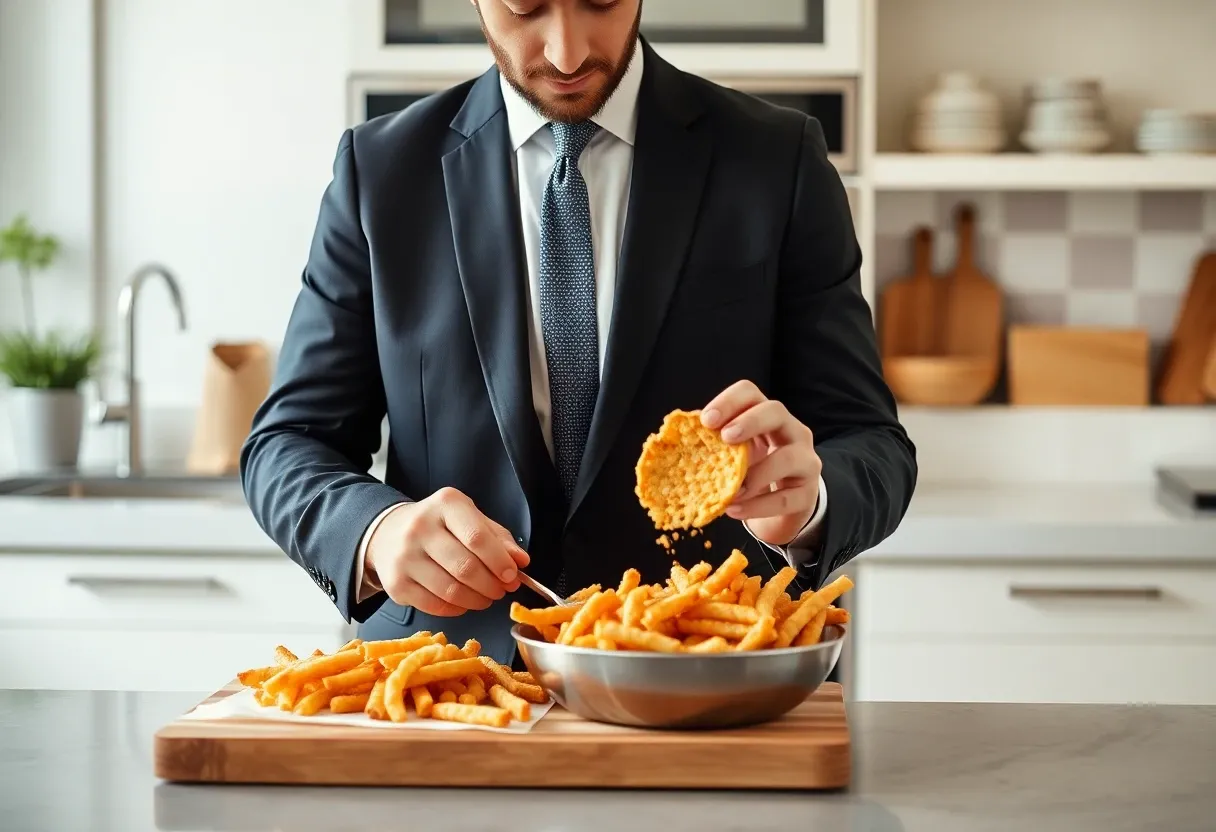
[509,552,851,729]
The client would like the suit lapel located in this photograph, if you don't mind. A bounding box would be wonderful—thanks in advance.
[568,44,712,521]
[443,71,560,512]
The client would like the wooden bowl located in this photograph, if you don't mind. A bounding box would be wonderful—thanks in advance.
[882,355,1000,406]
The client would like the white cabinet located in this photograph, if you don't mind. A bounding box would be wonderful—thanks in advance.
[851,560,1216,705]
[0,553,352,691]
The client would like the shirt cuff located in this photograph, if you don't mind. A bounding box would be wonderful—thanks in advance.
[744,474,828,569]
[354,501,411,604]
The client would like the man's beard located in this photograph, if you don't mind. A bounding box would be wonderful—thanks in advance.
[479,6,641,124]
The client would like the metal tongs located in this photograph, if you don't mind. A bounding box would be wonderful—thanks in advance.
[517,572,575,607]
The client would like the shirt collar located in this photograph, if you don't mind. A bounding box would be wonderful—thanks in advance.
[499,38,643,152]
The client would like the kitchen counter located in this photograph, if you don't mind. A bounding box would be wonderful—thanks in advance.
[864,481,1216,561]
[1,690,1213,832]
[2,479,1212,562]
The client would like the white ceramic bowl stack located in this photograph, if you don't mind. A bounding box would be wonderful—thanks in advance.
[1136,110,1216,155]
[910,72,1005,154]
[1021,78,1111,154]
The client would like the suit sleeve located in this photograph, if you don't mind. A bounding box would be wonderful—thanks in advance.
[240,129,409,623]
[773,116,918,589]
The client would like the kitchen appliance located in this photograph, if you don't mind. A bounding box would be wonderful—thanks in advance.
[347,0,863,76]
[347,73,859,174]
[154,680,851,788]
[1156,466,1216,516]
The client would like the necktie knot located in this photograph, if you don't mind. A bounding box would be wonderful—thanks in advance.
[549,121,599,160]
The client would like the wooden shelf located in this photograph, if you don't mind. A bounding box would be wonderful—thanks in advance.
[871,154,1216,191]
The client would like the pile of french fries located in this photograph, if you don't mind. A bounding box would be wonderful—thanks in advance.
[512,550,852,653]
[236,633,549,728]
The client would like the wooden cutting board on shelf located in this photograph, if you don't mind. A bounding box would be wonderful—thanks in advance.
[879,227,943,358]
[1157,252,1216,405]
[1203,334,1216,401]
[941,204,1003,362]
[154,682,851,790]
[1008,326,1151,406]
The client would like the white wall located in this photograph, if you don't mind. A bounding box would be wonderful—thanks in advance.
[101,0,349,408]
[0,0,95,336]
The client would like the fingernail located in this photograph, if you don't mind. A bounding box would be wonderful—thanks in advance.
[501,568,517,583]
[726,505,743,517]
[702,408,721,427]
[720,424,741,442]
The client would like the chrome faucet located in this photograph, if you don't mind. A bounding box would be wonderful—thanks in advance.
[95,263,188,477]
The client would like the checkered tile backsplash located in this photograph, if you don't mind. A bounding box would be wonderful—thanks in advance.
[874,191,1216,344]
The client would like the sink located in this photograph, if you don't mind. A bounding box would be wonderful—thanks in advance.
[0,473,247,503]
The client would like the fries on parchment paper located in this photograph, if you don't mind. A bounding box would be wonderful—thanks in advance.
[512,550,853,653]
[236,633,548,727]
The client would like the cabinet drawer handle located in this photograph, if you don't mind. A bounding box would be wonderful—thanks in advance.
[67,575,228,594]
[1008,585,1163,601]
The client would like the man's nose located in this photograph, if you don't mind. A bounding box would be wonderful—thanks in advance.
[543,15,591,75]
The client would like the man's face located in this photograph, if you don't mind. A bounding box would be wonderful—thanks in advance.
[473,0,642,123]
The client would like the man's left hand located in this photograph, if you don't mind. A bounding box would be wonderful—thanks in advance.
[701,380,822,547]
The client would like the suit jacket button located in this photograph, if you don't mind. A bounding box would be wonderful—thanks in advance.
[516,536,525,546]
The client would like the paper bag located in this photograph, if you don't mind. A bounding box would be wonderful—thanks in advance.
[186,342,272,475]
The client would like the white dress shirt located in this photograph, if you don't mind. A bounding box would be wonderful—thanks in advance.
[354,43,826,603]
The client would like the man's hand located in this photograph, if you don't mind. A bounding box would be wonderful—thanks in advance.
[701,380,823,546]
[365,487,529,617]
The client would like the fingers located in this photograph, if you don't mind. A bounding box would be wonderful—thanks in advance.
[726,480,818,521]
[737,444,820,501]
[700,380,764,430]
[483,517,532,570]
[388,577,466,618]
[438,490,526,582]
[408,545,496,612]
[720,399,810,447]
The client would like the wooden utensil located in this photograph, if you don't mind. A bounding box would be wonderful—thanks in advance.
[879,227,943,358]
[941,204,1003,362]
[883,355,1000,406]
[1202,334,1216,401]
[1157,252,1216,405]
[1008,326,1150,406]
[155,682,851,789]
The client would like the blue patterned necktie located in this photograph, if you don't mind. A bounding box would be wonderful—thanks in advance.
[539,120,601,509]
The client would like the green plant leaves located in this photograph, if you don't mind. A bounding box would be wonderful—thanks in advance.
[0,331,101,389]
[0,213,60,271]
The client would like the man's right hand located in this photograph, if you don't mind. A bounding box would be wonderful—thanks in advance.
[364,487,529,617]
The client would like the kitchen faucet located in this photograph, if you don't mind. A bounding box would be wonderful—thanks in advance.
[94,263,188,478]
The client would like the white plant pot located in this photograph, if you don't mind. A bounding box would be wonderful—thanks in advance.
[4,386,84,472]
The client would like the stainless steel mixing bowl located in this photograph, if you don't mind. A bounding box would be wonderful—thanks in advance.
[510,623,846,729]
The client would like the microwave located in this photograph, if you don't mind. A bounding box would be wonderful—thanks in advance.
[346,73,858,174]
[347,0,862,76]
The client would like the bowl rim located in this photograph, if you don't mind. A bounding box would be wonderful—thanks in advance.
[509,622,847,659]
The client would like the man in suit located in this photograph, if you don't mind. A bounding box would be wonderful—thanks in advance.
[241,0,917,666]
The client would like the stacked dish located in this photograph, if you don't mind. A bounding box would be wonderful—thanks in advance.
[910,72,1005,154]
[1136,110,1216,154]
[1021,78,1111,154]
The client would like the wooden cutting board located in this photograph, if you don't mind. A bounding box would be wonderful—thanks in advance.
[1008,326,1150,406]
[155,682,851,790]
[879,227,943,358]
[1203,334,1216,401]
[1157,252,1216,405]
[941,204,1003,362]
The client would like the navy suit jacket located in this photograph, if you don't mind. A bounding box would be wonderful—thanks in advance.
[240,41,917,665]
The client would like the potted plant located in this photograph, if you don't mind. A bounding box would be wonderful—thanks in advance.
[0,214,102,471]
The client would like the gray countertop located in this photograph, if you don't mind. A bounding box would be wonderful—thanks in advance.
[2,690,1214,831]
